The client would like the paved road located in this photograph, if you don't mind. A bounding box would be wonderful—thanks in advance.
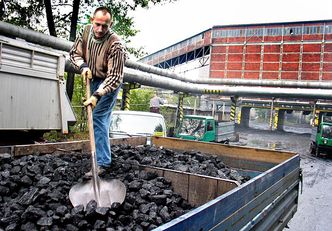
[235,125,332,231]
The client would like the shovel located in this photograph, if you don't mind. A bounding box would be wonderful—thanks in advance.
[69,78,126,208]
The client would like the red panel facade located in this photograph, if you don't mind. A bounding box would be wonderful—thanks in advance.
[141,20,332,84]
[209,21,332,82]
[262,72,279,79]
[211,53,226,62]
[210,70,224,78]
[281,72,298,80]
[264,45,281,53]
[212,46,226,53]
[282,63,299,71]
[210,62,225,70]
[323,63,332,72]
[282,53,300,62]
[263,63,279,71]
[246,45,261,53]
[227,62,242,70]
[245,53,261,62]
[228,45,243,53]
[283,44,301,53]
[303,44,321,52]
[245,63,260,70]
[322,72,332,80]
[302,53,321,62]
[303,34,323,41]
[228,54,243,62]
[226,71,242,78]
[301,72,319,80]
[324,43,332,52]
[264,54,280,62]
[244,72,260,79]
[324,53,332,62]
[302,63,320,72]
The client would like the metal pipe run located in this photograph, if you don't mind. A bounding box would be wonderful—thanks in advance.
[1,21,332,90]
[190,78,332,89]
[65,50,332,100]
[0,21,73,51]
[124,68,332,100]
[125,59,332,89]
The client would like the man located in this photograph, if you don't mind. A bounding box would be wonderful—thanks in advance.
[150,93,164,113]
[70,6,126,176]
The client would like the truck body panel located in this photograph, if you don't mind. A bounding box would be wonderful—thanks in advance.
[176,115,235,142]
[0,35,76,134]
[310,114,332,155]
[216,121,236,142]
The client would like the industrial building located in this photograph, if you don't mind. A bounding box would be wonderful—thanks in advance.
[139,20,332,129]
[139,19,332,81]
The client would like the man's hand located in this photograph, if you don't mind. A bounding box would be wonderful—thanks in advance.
[81,67,92,80]
[83,96,98,108]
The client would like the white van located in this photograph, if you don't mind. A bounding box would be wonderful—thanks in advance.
[110,110,167,138]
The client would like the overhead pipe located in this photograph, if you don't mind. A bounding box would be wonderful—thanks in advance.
[124,68,332,100]
[0,21,73,51]
[61,62,332,100]
[1,21,332,90]
[125,59,332,89]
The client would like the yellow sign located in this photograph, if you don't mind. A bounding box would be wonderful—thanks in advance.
[153,131,165,137]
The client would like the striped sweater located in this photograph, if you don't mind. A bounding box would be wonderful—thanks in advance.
[70,25,126,96]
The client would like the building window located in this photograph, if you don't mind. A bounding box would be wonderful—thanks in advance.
[284,26,302,35]
[265,27,283,36]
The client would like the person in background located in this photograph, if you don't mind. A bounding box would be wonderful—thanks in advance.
[150,93,164,113]
[70,6,126,176]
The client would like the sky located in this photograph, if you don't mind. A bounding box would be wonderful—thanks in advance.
[128,0,332,57]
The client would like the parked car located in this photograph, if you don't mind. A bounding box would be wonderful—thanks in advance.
[110,110,167,138]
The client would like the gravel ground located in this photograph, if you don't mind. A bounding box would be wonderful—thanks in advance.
[235,124,332,231]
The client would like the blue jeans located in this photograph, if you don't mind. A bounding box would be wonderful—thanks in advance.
[90,78,120,167]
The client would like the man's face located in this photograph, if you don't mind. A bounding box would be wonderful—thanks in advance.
[91,11,112,39]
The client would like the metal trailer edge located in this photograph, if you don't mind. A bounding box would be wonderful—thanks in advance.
[151,137,301,231]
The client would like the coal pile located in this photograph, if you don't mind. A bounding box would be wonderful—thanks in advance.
[0,144,249,230]
[0,152,193,231]
[113,144,250,184]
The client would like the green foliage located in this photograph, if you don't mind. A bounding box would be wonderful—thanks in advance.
[0,0,45,30]
[160,106,176,130]
[254,108,268,122]
[129,88,154,111]
[165,94,198,108]
[69,74,88,132]
[1,0,176,58]
[80,0,176,58]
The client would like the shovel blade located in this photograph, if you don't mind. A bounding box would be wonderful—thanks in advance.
[69,179,126,208]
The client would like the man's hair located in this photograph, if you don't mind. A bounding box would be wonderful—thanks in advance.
[93,6,112,19]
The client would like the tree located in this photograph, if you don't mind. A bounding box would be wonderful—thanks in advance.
[129,88,155,112]
[1,0,176,50]
[1,0,176,100]
[0,0,45,30]
[44,0,57,36]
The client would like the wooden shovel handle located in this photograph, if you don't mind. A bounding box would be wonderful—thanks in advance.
[86,78,101,206]
[86,79,96,154]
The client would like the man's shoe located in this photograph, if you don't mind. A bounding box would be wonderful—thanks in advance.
[84,166,107,177]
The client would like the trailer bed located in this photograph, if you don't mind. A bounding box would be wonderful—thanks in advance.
[0,136,300,230]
